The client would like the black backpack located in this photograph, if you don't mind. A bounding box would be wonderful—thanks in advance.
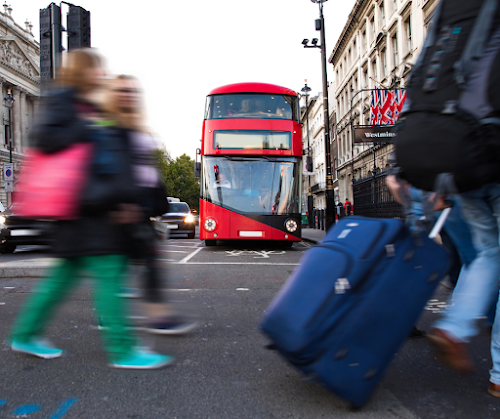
[395,0,500,192]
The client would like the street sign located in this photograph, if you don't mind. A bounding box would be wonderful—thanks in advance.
[3,163,14,193]
[3,163,13,179]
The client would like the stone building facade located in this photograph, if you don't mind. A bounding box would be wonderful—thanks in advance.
[0,4,40,206]
[328,0,439,203]
[300,91,338,212]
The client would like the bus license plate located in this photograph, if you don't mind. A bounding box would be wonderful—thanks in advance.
[11,229,42,236]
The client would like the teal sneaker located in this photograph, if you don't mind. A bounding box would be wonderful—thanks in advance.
[110,349,174,370]
[11,338,64,359]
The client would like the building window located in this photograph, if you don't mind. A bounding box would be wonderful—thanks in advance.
[348,48,352,66]
[363,65,368,88]
[353,40,357,59]
[381,48,387,79]
[392,32,399,67]
[379,2,385,28]
[392,0,397,13]
[372,59,378,83]
[405,14,412,53]
[362,29,367,54]
[371,16,375,42]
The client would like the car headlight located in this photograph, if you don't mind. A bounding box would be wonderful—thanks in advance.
[0,215,5,226]
[285,218,298,233]
[204,217,217,232]
[184,215,195,223]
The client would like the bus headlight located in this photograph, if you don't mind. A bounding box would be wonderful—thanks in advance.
[184,215,195,223]
[285,219,297,233]
[204,218,217,232]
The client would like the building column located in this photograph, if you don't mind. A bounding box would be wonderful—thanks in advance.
[0,77,4,148]
[19,90,26,153]
[12,87,21,155]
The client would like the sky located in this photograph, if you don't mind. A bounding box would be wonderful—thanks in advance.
[12,0,356,159]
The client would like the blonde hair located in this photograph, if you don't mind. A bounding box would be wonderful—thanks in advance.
[104,75,148,132]
[57,48,103,91]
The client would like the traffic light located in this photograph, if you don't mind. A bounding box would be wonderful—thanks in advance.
[306,156,313,172]
[67,6,91,50]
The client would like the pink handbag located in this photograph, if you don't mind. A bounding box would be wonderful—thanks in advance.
[14,143,93,220]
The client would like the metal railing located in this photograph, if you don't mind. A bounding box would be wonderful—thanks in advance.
[353,171,405,219]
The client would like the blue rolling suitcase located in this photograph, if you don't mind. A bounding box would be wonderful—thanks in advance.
[260,214,450,407]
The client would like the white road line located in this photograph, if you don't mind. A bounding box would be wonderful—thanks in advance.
[164,245,202,248]
[178,246,204,264]
[172,262,299,266]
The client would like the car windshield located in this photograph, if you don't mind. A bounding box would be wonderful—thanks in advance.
[205,94,299,120]
[169,203,190,213]
[201,156,300,215]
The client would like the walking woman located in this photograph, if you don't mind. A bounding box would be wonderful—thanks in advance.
[104,74,197,334]
[9,49,172,369]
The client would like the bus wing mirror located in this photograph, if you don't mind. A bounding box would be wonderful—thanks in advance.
[193,161,201,178]
[194,148,201,177]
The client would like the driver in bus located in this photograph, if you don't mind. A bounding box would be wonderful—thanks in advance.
[213,173,231,189]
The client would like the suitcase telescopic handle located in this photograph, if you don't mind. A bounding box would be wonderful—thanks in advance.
[428,205,452,240]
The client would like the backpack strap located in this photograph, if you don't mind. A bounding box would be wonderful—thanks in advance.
[454,0,499,87]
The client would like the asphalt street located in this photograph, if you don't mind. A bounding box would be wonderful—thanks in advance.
[0,236,499,419]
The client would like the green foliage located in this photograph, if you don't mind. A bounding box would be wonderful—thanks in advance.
[156,150,200,210]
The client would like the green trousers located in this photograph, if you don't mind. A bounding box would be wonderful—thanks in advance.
[10,254,136,363]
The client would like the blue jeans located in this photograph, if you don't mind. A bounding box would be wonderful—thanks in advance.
[434,183,500,385]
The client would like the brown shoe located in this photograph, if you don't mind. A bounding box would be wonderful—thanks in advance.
[488,382,500,398]
[427,328,475,374]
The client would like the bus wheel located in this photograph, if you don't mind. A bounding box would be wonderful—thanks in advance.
[205,240,217,247]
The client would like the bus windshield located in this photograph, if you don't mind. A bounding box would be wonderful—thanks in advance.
[201,156,301,215]
[205,94,299,121]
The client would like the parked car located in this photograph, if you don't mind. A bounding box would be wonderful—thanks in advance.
[0,212,54,253]
[160,202,196,239]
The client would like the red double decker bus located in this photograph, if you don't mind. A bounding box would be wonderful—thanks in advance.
[197,82,303,246]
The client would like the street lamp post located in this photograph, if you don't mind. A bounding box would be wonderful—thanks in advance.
[3,89,14,163]
[303,0,335,230]
[301,81,314,228]
[3,88,14,208]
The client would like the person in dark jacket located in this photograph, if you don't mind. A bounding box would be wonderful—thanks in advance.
[9,49,172,370]
[104,74,198,334]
